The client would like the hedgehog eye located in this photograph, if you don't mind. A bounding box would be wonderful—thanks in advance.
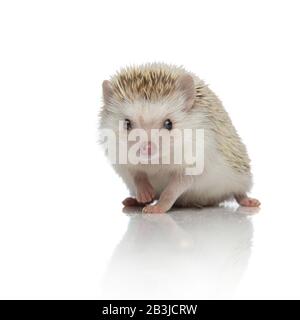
[163,119,173,130]
[124,119,132,130]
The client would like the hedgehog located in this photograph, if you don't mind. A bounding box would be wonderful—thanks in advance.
[100,63,260,213]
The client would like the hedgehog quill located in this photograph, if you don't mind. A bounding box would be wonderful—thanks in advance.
[100,63,260,213]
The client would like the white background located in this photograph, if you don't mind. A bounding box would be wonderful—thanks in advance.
[0,0,299,299]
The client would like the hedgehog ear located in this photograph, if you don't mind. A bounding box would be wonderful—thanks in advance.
[177,74,195,111]
[102,80,114,105]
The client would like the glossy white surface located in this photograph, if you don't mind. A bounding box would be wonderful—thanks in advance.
[0,0,300,300]
[102,206,255,300]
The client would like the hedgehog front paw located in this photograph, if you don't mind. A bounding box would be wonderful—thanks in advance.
[136,184,155,204]
[142,204,166,214]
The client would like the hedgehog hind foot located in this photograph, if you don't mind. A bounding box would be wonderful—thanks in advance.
[122,197,143,207]
[235,194,261,207]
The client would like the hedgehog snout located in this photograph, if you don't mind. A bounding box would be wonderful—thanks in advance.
[139,141,157,156]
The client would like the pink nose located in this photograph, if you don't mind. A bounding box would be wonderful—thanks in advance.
[140,141,154,156]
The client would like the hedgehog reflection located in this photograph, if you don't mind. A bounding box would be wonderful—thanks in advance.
[102,206,256,299]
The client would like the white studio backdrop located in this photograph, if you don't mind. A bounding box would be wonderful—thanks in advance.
[0,0,299,299]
